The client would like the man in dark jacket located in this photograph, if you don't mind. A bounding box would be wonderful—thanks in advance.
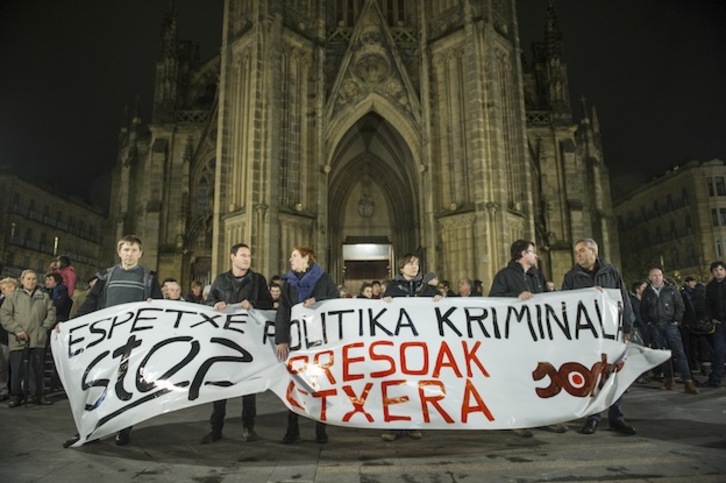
[490,239,547,299]
[561,238,636,436]
[702,261,726,388]
[640,268,698,394]
[200,243,274,444]
[490,240,567,435]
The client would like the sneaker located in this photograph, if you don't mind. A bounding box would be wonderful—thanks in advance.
[511,428,533,438]
[115,430,131,446]
[406,430,422,439]
[609,419,636,436]
[684,380,700,394]
[242,428,259,442]
[581,419,598,435]
[381,431,401,442]
[200,430,222,444]
[541,424,568,433]
[659,379,676,391]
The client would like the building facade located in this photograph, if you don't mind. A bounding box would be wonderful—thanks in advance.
[614,159,726,285]
[0,168,105,287]
[109,0,618,291]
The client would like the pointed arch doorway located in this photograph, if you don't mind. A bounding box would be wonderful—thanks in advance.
[327,112,419,292]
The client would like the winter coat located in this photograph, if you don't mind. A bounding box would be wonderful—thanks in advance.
[275,269,338,345]
[77,264,163,316]
[561,258,634,333]
[640,282,685,326]
[384,275,438,298]
[489,261,547,297]
[0,288,55,351]
[205,270,273,309]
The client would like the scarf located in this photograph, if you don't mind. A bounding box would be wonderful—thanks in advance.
[284,263,324,303]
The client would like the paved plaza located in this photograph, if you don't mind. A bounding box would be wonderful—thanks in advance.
[1,381,725,483]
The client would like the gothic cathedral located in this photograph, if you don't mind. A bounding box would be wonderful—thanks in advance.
[108,0,618,290]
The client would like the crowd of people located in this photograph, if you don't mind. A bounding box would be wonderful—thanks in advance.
[1,235,724,450]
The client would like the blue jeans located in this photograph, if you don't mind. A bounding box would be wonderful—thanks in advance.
[708,322,726,384]
[587,395,624,424]
[650,322,693,381]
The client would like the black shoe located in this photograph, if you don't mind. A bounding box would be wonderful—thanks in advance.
[33,396,53,406]
[115,430,131,446]
[200,430,222,444]
[581,419,598,435]
[282,432,300,444]
[609,419,636,436]
[63,434,80,448]
[242,428,259,442]
[8,396,22,408]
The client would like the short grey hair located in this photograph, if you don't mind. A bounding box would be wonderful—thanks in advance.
[575,238,598,252]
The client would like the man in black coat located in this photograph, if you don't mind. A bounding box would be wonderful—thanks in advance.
[200,243,274,444]
[561,238,636,436]
[703,261,726,388]
[490,240,567,435]
[640,268,698,393]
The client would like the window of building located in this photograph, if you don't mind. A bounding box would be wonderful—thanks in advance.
[29,198,36,212]
[672,248,679,266]
[652,200,659,216]
[685,215,692,234]
[718,240,723,258]
[713,208,719,226]
[25,227,33,241]
[655,225,662,239]
[68,215,74,230]
[717,177,726,196]
[720,208,726,227]
[681,187,689,205]
[669,220,676,238]
[666,194,673,211]
[5,252,14,267]
[708,177,714,196]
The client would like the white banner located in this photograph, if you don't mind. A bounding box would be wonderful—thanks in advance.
[280,289,670,429]
[52,290,669,446]
[51,301,285,447]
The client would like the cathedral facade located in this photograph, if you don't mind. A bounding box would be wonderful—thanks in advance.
[108,0,618,291]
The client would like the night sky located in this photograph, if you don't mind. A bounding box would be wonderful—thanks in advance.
[1,1,725,208]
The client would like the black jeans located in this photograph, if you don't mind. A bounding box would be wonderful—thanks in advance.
[9,348,45,399]
[210,394,257,431]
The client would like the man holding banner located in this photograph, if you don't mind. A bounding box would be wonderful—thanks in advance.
[200,243,273,444]
[562,238,636,436]
[490,239,568,435]
[69,234,163,446]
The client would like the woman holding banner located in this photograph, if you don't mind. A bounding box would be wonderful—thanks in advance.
[275,246,338,444]
[380,252,441,441]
